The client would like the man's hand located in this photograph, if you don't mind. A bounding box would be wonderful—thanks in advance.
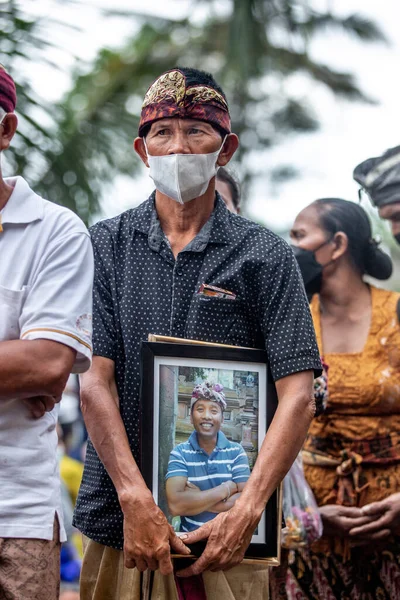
[209,492,241,514]
[185,481,201,491]
[120,489,191,574]
[319,504,373,539]
[349,493,400,542]
[23,394,61,419]
[176,499,261,577]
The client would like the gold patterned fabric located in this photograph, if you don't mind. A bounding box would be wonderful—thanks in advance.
[138,69,231,136]
[304,285,400,532]
[282,285,400,600]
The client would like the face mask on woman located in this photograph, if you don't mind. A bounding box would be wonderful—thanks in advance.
[291,239,333,300]
[144,137,227,205]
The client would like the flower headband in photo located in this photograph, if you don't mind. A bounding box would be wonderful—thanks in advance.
[190,381,227,410]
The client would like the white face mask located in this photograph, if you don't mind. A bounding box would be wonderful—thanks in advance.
[144,136,227,204]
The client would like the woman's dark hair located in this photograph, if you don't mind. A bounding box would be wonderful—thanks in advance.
[216,167,241,211]
[313,197,392,280]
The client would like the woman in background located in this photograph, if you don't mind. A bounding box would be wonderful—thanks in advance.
[288,197,400,599]
[216,167,241,214]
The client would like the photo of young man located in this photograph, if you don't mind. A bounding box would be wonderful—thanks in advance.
[165,381,250,532]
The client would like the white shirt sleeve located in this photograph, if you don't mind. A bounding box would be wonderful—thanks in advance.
[19,231,94,373]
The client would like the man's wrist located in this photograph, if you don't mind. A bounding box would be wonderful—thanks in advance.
[118,484,153,510]
[236,488,266,519]
[222,482,230,502]
[219,482,231,502]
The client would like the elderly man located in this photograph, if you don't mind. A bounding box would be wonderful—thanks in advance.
[0,66,93,599]
[74,67,321,600]
[165,382,250,529]
[354,145,400,244]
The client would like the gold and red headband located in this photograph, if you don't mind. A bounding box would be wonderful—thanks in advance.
[0,64,17,113]
[138,69,231,137]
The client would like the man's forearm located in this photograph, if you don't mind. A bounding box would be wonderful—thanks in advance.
[209,492,241,513]
[0,339,74,400]
[237,372,314,516]
[168,484,230,516]
[80,378,148,501]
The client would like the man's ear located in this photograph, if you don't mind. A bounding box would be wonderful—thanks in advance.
[0,113,18,150]
[217,133,239,167]
[331,231,348,260]
[133,136,149,168]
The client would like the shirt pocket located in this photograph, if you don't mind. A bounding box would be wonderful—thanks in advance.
[185,293,243,345]
[0,284,27,340]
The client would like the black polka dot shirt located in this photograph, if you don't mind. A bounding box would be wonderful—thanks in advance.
[73,192,322,549]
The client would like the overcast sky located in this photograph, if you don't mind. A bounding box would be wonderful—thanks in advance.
[23,0,400,233]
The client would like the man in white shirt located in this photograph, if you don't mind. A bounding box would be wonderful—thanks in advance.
[0,65,94,599]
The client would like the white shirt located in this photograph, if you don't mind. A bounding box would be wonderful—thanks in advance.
[0,176,93,541]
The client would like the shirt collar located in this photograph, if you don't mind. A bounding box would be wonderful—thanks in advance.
[1,177,44,225]
[188,430,229,452]
[130,191,232,251]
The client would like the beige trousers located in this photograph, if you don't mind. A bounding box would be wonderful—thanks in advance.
[80,536,269,600]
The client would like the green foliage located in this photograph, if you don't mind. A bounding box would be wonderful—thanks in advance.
[0,0,388,221]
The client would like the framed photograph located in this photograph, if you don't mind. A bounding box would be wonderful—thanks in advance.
[140,336,281,565]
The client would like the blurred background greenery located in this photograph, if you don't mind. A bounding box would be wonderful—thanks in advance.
[0,0,388,224]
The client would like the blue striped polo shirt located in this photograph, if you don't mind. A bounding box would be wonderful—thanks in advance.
[165,430,250,532]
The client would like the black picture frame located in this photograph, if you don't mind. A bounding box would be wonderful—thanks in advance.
[139,338,281,564]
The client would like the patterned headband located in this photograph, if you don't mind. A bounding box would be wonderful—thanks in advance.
[138,69,231,137]
[353,145,400,208]
[0,65,17,113]
[190,381,227,411]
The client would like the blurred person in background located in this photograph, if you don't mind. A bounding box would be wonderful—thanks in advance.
[215,166,241,214]
[286,197,400,599]
[58,374,86,460]
[74,66,322,600]
[0,65,93,600]
[354,145,400,245]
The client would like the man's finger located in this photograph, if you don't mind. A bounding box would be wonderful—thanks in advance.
[169,533,191,555]
[181,522,212,545]
[41,397,56,412]
[176,552,211,577]
[185,482,199,489]
[23,398,45,419]
[158,553,174,576]
[216,554,244,572]
[209,555,237,572]
[124,557,136,570]
[145,557,159,571]
[134,557,148,572]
